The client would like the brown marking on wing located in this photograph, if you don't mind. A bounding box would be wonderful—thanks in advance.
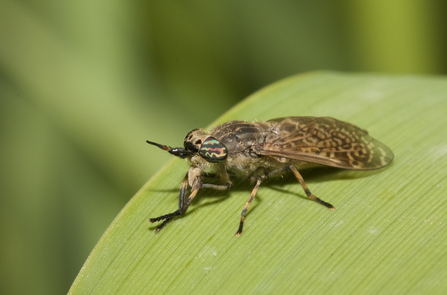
[259,117,394,170]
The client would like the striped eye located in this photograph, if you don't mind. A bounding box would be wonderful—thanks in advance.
[199,137,228,163]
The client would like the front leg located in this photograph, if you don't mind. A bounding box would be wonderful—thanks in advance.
[149,172,201,233]
[201,182,232,190]
[200,166,232,190]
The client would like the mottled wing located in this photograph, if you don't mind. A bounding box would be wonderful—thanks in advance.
[258,117,394,170]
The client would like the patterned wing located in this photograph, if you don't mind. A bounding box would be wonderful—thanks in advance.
[258,117,394,170]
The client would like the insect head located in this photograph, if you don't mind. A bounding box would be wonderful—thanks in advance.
[147,130,228,163]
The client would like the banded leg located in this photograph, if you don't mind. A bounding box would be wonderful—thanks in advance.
[288,165,334,209]
[149,173,201,233]
[236,178,262,236]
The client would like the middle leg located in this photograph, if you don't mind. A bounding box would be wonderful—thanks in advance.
[235,178,262,236]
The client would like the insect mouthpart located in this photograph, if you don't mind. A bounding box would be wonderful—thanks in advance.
[146,140,193,159]
[184,141,199,153]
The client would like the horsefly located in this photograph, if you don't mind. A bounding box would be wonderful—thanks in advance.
[147,117,394,236]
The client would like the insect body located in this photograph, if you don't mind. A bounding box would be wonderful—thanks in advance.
[147,116,394,236]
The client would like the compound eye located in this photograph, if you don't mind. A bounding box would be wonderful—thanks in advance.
[199,137,228,162]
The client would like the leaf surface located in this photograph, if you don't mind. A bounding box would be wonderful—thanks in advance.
[69,72,447,294]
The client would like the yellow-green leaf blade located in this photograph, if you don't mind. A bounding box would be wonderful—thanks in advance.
[69,72,447,295]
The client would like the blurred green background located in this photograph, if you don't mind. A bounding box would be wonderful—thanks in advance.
[0,1,446,294]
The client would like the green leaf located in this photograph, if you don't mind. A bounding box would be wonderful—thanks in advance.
[69,72,447,294]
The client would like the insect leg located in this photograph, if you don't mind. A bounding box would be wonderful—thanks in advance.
[200,168,232,190]
[236,178,262,236]
[149,173,201,233]
[201,183,232,190]
[178,172,189,209]
[288,165,334,210]
[266,165,290,179]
